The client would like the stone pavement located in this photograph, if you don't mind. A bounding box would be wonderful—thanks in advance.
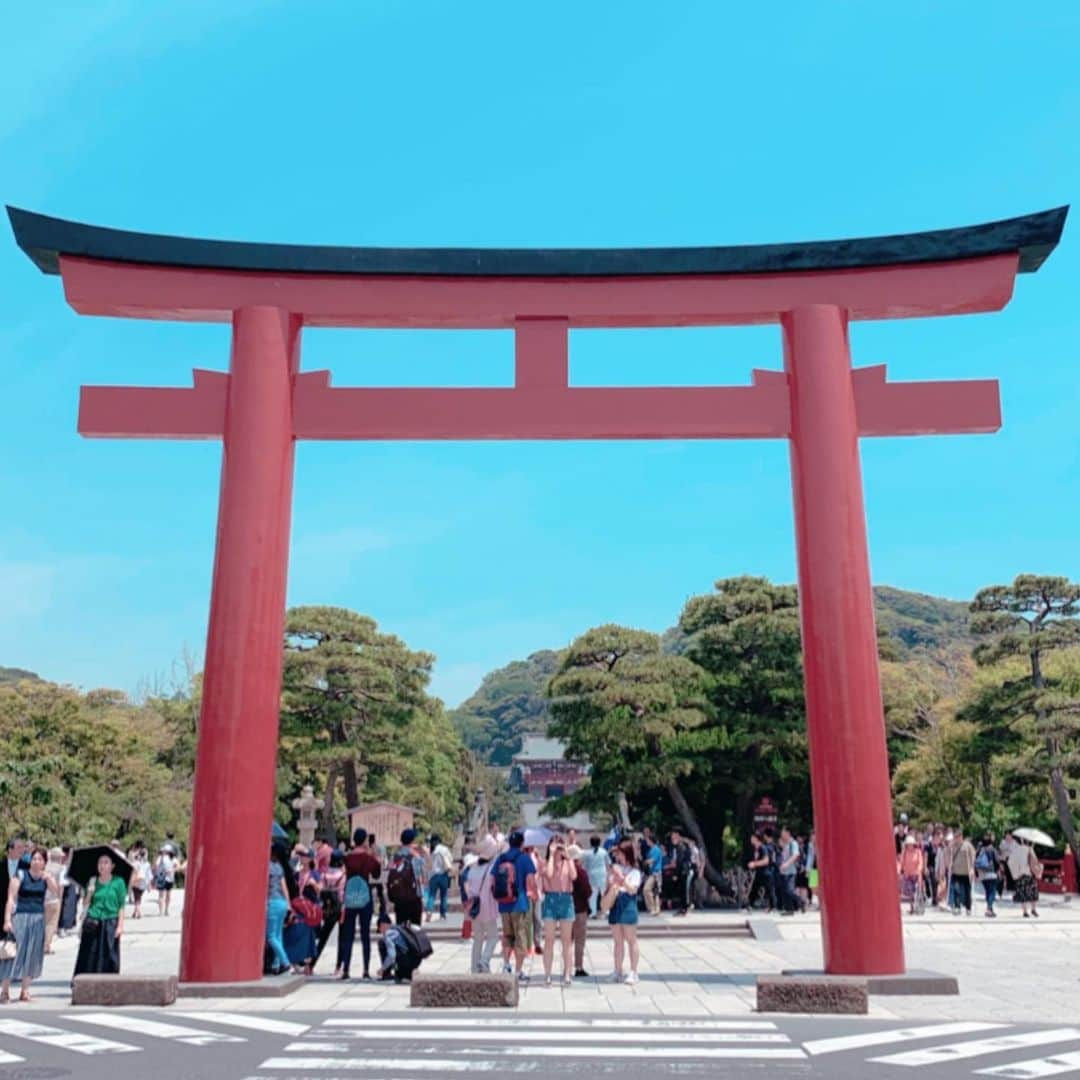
[18,889,1078,1022]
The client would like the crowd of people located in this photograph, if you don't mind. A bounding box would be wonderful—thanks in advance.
[266,822,711,986]
[0,834,187,1003]
[892,817,1044,918]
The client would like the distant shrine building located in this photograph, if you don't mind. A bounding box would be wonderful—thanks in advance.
[511,735,598,833]
[511,735,588,799]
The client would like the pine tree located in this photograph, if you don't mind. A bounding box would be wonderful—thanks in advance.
[970,575,1080,862]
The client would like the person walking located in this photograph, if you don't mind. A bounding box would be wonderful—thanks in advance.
[745,833,775,912]
[465,836,500,973]
[777,827,804,915]
[606,840,642,985]
[265,844,293,976]
[153,844,181,916]
[1008,838,1042,918]
[569,844,592,977]
[72,851,127,979]
[128,843,150,921]
[43,847,65,952]
[975,832,1001,917]
[492,830,536,983]
[424,835,453,923]
[670,829,694,916]
[337,828,381,980]
[642,832,664,916]
[2,847,60,1002]
[949,828,976,915]
[386,829,425,927]
[57,847,78,937]
[898,834,925,914]
[804,830,818,907]
[540,837,576,988]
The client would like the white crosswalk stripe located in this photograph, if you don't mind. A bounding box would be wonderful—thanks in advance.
[311,1027,791,1045]
[64,1011,246,1046]
[0,1048,25,1064]
[323,1016,778,1031]
[804,1021,1009,1055]
[871,1028,1080,1067]
[0,1017,140,1055]
[174,1011,310,1035]
[977,1051,1080,1078]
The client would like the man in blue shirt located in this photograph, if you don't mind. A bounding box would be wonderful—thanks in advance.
[642,829,665,915]
[492,830,535,982]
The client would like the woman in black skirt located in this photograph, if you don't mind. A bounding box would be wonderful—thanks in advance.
[73,853,127,977]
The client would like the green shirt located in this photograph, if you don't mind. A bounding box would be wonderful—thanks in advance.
[87,876,127,920]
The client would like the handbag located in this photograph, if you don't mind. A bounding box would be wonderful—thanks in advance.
[461,915,473,940]
[0,932,16,961]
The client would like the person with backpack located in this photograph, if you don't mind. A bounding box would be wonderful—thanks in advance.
[465,835,499,973]
[425,835,454,923]
[975,832,1001,917]
[386,828,425,927]
[335,828,381,980]
[376,912,425,982]
[153,844,183,917]
[492,829,536,982]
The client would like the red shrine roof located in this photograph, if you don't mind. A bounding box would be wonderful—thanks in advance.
[6,205,1067,279]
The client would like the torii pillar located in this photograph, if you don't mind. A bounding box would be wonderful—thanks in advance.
[6,203,1067,982]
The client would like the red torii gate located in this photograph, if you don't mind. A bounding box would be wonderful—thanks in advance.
[8,205,1066,983]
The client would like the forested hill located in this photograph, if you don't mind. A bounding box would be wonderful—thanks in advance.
[0,666,40,684]
[448,586,975,765]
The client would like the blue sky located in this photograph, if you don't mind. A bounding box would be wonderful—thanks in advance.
[1,2,1077,706]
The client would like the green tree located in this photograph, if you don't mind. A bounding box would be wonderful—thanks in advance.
[546,624,721,875]
[0,679,189,845]
[678,576,811,846]
[279,606,437,823]
[969,575,1080,861]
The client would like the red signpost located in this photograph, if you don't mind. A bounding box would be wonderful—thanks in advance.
[7,205,1067,982]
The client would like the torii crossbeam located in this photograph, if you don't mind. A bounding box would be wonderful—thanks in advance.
[8,204,1067,985]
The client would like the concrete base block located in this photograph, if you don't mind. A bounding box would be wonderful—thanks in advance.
[177,973,305,998]
[756,974,868,1014]
[782,968,959,996]
[410,973,518,1008]
[72,974,178,1007]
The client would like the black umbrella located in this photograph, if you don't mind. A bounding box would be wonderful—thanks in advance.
[68,845,133,890]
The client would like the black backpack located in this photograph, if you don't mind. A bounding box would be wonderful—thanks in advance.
[399,924,434,960]
[386,852,417,904]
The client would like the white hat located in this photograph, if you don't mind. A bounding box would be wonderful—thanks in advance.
[903,834,917,846]
[477,835,499,861]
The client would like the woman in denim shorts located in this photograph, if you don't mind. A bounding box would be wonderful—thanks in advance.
[607,840,643,985]
[540,838,577,987]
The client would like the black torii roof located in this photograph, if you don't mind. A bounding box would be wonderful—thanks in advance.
[6,205,1067,279]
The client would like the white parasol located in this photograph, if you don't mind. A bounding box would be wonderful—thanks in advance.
[1013,827,1055,847]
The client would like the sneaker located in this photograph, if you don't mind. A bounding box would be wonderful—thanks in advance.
[502,963,513,974]
[517,971,530,983]
[625,972,639,986]
[543,976,553,988]
[574,969,589,978]
[609,971,624,984]
[562,974,573,988]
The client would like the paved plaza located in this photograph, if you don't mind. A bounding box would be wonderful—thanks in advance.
[12,891,1078,1026]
